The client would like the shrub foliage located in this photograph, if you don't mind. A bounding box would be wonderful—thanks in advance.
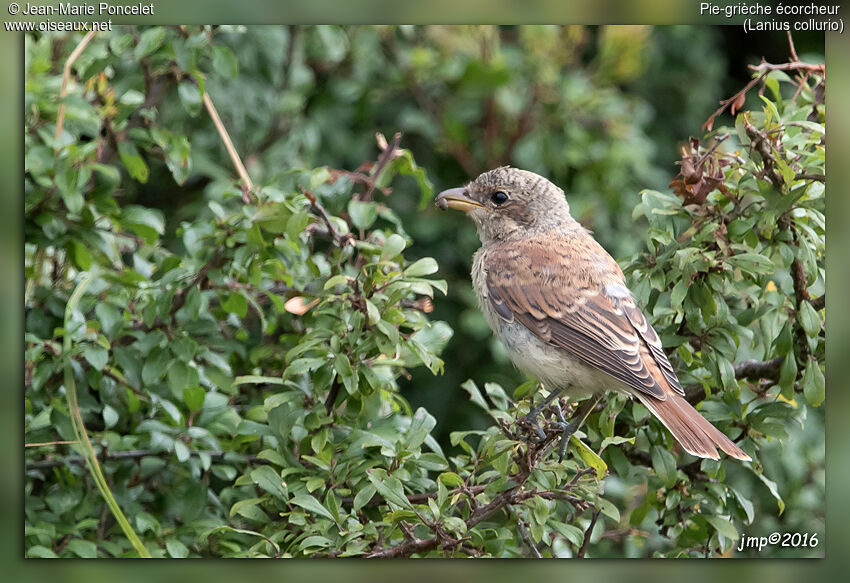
[25,26,823,558]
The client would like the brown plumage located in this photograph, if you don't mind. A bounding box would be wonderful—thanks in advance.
[435,167,750,461]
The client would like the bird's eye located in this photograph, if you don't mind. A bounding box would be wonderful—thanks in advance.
[490,191,509,205]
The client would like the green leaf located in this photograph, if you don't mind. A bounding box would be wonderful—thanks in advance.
[438,472,464,487]
[595,497,621,523]
[250,466,288,501]
[182,386,205,412]
[222,292,248,317]
[600,436,634,451]
[802,359,825,407]
[298,535,332,551]
[651,445,677,488]
[775,321,793,356]
[141,348,170,385]
[798,301,821,338]
[406,407,436,450]
[365,299,381,326]
[174,440,190,463]
[551,522,584,548]
[730,486,755,524]
[778,353,797,398]
[102,404,119,429]
[234,375,286,386]
[706,516,738,541]
[323,274,349,290]
[66,539,98,558]
[84,345,108,370]
[95,303,122,338]
[134,27,166,58]
[348,200,378,230]
[122,205,164,243]
[441,516,467,536]
[289,494,337,522]
[726,252,774,275]
[381,234,407,261]
[461,379,489,411]
[754,471,785,514]
[118,142,150,184]
[165,538,190,558]
[366,469,413,510]
[211,45,239,78]
[178,81,202,116]
[405,257,439,277]
[352,484,376,511]
[68,240,92,270]
[571,436,607,480]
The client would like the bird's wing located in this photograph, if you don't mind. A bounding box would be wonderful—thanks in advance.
[485,236,684,400]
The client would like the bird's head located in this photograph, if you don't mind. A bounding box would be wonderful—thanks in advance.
[435,167,575,243]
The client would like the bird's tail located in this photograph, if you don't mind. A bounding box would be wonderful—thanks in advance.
[635,392,751,461]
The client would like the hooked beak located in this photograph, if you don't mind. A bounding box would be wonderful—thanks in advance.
[434,188,484,212]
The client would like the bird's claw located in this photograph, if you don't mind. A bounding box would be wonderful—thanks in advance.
[518,413,547,442]
[516,398,582,462]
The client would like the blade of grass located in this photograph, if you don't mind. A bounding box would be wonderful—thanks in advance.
[63,273,151,558]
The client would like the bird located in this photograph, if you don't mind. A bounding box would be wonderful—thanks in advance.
[435,167,751,463]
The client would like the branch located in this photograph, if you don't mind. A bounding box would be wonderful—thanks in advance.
[360,132,402,202]
[364,431,577,558]
[55,31,97,151]
[302,188,351,247]
[795,173,825,183]
[787,31,799,63]
[577,509,600,558]
[747,60,825,75]
[683,356,784,404]
[201,89,255,203]
[510,507,543,558]
[702,70,768,132]
[734,356,784,382]
[702,58,824,132]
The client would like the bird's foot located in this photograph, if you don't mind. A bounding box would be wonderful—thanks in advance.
[517,396,572,445]
[516,395,602,462]
[548,399,580,462]
[518,410,547,443]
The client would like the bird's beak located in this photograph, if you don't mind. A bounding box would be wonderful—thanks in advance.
[435,188,484,212]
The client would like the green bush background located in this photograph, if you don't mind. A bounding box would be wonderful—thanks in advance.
[24,25,824,558]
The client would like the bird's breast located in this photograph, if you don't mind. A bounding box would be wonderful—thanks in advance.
[471,249,612,396]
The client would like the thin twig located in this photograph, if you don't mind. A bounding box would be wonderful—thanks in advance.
[201,90,255,203]
[25,440,78,448]
[302,188,349,247]
[703,59,824,132]
[747,60,824,75]
[511,507,543,558]
[702,71,768,132]
[684,355,785,404]
[787,31,799,63]
[734,356,784,382]
[361,132,402,202]
[55,31,97,150]
[577,509,600,558]
[364,433,565,558]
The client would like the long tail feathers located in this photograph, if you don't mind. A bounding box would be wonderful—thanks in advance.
[636,392,751,461]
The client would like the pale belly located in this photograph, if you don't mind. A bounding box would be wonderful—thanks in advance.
[471,248,622,397]
[495,316,617,398]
